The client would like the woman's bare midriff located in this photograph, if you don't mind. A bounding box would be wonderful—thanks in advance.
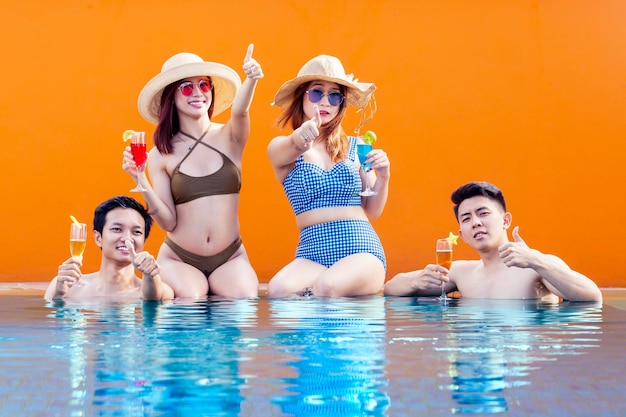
[167,195,241,255]
[295,206,367,230]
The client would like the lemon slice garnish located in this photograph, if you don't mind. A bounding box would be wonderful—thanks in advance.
[363,130,377,145]
[445,232,459,245]
[122,129,136,142]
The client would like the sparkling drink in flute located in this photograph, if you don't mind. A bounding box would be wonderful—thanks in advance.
[69,220,87,287]
[70,222,87,258]
[436,238,453,300]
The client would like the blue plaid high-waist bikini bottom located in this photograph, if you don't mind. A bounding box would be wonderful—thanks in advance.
[295,219,386,270]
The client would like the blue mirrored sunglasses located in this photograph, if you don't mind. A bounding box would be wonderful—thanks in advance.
[306,88,344,106]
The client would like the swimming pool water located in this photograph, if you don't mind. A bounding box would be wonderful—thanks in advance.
[0,294,625,416]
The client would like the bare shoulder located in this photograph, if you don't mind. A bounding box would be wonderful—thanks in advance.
[268,134,290,150]
[79,272,98,281]
[210,121,229,139]
[148,146,161,157]
[448,260,482,290]
[148,142,182,175]
[267,134,297,174]
[450,259,480,274]
[216,118,236,138]
[148,146,167,165]
[212,121,245,156]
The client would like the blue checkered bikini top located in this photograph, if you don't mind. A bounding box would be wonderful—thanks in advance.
[283,136,363,215]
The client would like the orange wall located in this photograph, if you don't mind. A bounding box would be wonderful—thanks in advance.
[1,1,625,286]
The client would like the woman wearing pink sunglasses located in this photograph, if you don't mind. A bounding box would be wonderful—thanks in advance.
[122,44,263,298]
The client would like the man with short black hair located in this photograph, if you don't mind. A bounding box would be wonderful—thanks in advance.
[384,181,602,301]
[45,196,174,301]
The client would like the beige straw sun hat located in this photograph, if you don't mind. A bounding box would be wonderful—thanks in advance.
[137,52,242,124]
[272,55,376,110]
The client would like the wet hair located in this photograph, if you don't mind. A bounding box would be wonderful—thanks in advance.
[93,196,153,238]
[154,77,215,154]
[451,181,506,220]
[276,82,349,163]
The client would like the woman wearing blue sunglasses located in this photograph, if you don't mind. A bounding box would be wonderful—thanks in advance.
[267,55,391,298]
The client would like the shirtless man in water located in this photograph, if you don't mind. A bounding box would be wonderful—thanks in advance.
[384,181,602,301]
[45,196,174,301]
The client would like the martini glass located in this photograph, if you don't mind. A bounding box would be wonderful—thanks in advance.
[357,142,377,196]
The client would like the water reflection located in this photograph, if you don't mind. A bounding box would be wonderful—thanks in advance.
[46,298,258,416]
[1,295,611,416]
[268,296,390,416]
[387,297,602,415]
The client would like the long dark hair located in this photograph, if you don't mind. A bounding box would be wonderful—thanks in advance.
[277,82,349,163]
[153,78,215,154]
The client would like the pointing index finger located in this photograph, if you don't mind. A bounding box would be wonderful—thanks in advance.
[313,104,322,127]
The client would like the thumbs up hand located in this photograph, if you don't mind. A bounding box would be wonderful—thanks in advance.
[126,239,161,279]
[498,226,539,269]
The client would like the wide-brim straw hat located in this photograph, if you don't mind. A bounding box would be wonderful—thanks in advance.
[272,55,376,110]
[138,52,242,124]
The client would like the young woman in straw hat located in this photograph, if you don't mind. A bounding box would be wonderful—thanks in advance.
[122,44,262,298]
[267,55,391,298]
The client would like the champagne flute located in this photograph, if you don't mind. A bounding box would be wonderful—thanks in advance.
[357,141,377,196]
[70,222,87,258]
[129,131,148,192]
[70,222,87,287]
[436,238,453,300]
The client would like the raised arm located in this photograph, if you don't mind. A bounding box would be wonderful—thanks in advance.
[267,105,322,183]
[230,43,263,145]
[498,227,602,302]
